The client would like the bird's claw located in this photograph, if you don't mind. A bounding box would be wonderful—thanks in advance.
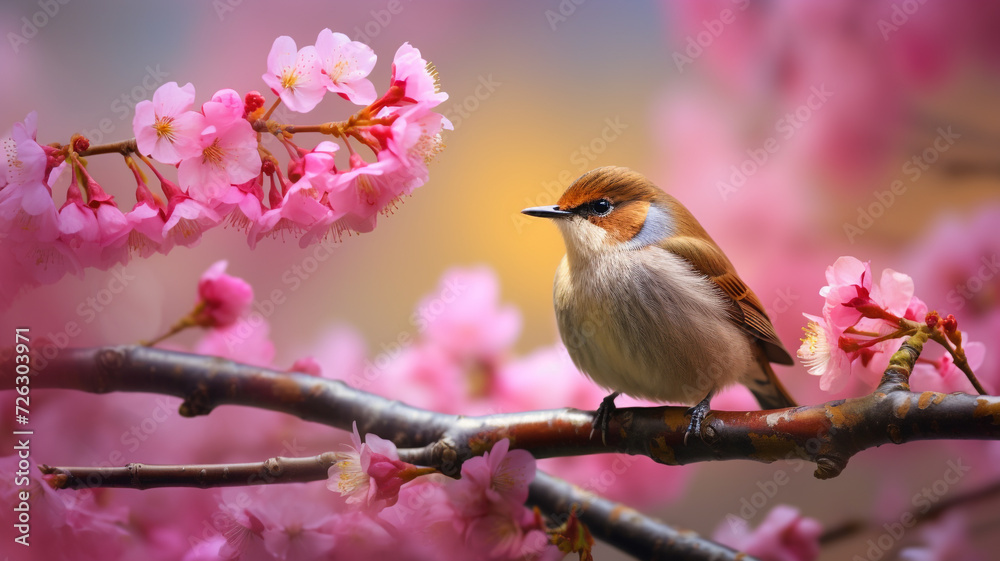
[683,395,712,445]
[590,392,620,444]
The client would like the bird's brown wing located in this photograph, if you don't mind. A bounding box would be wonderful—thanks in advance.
[656,236,795,366]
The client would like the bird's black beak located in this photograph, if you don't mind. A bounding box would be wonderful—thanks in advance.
[521,205,572,218]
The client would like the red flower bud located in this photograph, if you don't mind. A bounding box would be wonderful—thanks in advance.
[72,135,90,153]
[925,312,939,328]
[243,90,266,117]
[942,314,958,333]
[261,159,276,176]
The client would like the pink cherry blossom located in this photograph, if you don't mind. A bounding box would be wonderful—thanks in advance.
[194,260,253,328]
[218,176,266,234]
[123,158,170,257]
[713,505,822,561]
[373,42,448,111]
[214,489,269,560]
[327,421,426,511]
[464,502,551,560]
[797,313,850,392]
[316,511,400,559]
[0,139,73,296]
[821,257,882,329]
[0,455,132,561]
[314,29,377,105]
[180,535,226,561]
[148,165,221,247]
[0,113,60,248]
[204,88,245,122]
[133,81,202,165]
[371,102,451,181]
[448,439,535,515]
[57,165,130,269]
[1,112,47,188]
[446,439,550,559]
[242,484,339,561]
[0,177,59,242]
[326,151,416,234]
[7,236,79,287]
[249,142,341,247]
[802,257,930,394]
[177,89,261,202]
[798,309,906,394]
[162,192,221,248]
[262,35,325,113]
[252,178,333,247]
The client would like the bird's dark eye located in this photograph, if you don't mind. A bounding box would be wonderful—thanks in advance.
[588,199,613,216]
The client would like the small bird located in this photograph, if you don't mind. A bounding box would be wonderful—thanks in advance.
[522,166,796,442]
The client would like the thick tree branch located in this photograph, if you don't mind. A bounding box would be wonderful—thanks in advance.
[24,345,455,448]
[15,341,1000,481]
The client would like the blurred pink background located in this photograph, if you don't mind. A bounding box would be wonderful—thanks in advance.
[3,1,1000,559]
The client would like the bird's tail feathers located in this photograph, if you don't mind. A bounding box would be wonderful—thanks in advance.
[745,345,797,410]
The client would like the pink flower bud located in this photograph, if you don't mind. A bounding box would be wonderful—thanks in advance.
[194,260,253,328]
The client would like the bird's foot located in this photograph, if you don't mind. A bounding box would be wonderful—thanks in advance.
[684,394,713,445]
[591,392,620,444]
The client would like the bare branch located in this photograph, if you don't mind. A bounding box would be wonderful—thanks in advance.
[39,454,336,490]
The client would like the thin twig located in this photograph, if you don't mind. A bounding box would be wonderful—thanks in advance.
[40,454,336,490]
[76,138,138,157]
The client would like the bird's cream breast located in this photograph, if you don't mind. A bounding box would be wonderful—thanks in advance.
[554,246,754,404]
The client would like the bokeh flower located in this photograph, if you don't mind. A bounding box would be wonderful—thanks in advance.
[713,505,822,561]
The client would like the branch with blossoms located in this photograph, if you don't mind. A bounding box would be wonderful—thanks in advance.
[0,29,450,307]
[35,441,753,561]
[15,329,1000,484]
[7,332,996,560]
[797,256,988,397]
[5,254,997,560]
